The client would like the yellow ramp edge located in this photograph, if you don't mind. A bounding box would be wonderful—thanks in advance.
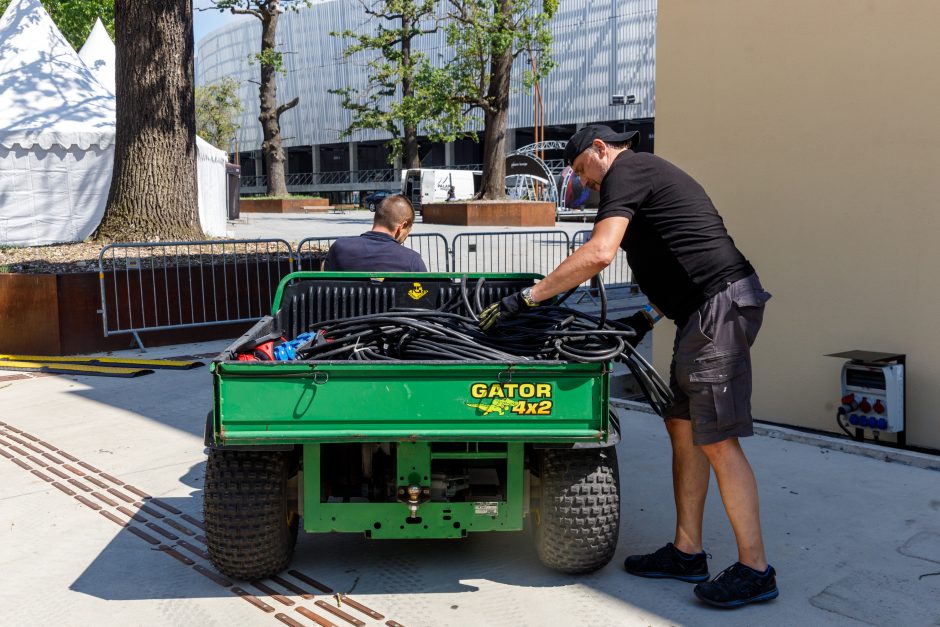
[0,355,203,370]
[0,360,153,378]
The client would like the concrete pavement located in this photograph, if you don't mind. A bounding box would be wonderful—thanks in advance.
[1,340,939,626]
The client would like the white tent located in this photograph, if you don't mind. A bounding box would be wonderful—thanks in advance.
[0,0,116,246]
[0,0,229,246]
[78,18,115,94]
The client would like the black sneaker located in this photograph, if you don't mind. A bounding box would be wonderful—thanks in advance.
[623,543,710,583]
[694,562,779,608]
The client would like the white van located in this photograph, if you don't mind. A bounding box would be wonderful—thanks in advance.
[401,169,480,211]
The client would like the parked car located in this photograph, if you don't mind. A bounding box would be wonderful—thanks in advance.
[363,190,397,211]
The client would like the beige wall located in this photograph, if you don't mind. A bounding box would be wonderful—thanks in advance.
[653,1,940,449]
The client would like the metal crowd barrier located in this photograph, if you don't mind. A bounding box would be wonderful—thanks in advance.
[98,230,634,347]
[296,233,451,272]
[451,230,571,278]
[98,239,294,350]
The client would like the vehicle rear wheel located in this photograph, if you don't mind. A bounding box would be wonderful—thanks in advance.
[204,449,299,580]
[368,202,376,211]
[533,447,620,574]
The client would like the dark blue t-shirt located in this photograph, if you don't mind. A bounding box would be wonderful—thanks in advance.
[323,231,428,272]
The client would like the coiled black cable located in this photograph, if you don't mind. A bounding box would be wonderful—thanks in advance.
[295,277,674,415]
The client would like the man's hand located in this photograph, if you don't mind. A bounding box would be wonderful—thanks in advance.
[613,310,655,346]
[479,288,539,331]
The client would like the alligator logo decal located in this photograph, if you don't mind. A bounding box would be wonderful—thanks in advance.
[408,282,429,300]
[465,398,520,416]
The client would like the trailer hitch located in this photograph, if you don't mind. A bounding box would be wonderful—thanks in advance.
[397,484,430,518]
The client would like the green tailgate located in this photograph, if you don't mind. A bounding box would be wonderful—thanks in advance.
[213,360,609,443]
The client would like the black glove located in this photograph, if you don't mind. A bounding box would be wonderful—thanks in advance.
[614,310,655,347]
[479,288,539,331]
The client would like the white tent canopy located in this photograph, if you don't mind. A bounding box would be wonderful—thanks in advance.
[78,18,115,95]
[0,0,229,246]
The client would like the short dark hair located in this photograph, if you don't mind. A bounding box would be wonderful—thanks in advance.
[374,194,415,230]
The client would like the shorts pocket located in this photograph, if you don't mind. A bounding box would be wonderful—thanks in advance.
[688,355,750,431]
[731,283,772,309]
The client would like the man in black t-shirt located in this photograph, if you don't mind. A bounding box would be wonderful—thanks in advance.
[479,125,777,609]
[324,194,427,272]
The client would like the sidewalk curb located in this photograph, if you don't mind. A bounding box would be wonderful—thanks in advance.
[611,398,940,472]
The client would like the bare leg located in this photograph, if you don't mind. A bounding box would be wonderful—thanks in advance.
[699,437,767,571]
[665,418,710,555]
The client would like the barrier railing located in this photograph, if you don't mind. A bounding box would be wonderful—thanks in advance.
[452,230,571,278]
[296,233,451,273]
[98,230,634,347]
[571,230,633,285]
[98,239,295,350]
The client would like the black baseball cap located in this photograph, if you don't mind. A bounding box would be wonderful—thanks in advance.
[564,125,640,165]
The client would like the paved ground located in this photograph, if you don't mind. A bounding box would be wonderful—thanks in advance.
[2,341,939,626]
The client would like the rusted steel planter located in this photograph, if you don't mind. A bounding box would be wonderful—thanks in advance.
[421,201,556,227]
[239,197,329,214]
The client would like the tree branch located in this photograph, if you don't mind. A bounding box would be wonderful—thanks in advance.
[276,97,300,117]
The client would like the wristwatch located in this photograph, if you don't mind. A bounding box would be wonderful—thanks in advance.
[521,287,539,307]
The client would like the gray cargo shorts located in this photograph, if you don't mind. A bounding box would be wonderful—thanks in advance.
[664,273,771,446]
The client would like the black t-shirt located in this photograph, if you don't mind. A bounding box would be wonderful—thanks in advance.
[324,231,428,272]
[596,151,754,323]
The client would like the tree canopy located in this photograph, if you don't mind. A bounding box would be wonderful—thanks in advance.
[196,76,243,151]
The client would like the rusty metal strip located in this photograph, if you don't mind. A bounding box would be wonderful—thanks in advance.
[0,447,12,459]
[56,450,79,462]
[106,487,135,503]
[78,461,102,473]
[46,466,70,480]
[289,570,334,594]
[8,445,29,456]
[385,621,407,627]
[270,575,315,600]
[67,478,93,493]
[295,607,339,627]
[180,514,205,530]
[338,595,384,620]
[135,502,165,519]
[100,472,123,485]
[193,564,232,588]
[193,535,208,545]
[314,600,365,627]
[232,587,275,613]
[22,442,44,454]
[84,475,110,489]
[63,464,85,476]
[176,539,210,561]
[275,613,307,627]
[27,455,48,467]
[19,432,40,442]
[149,498,182,514]
[41,451,64,464]
[74,495,102,511]
[117,506,147,523]
[31,469,53,483]
[251,581,295,607]
[145,522,179,541]
[51,481,76,496]
[158,544,195,566]
[126,526,161,545]
[123,484,150,499]
[99,510,128,527]
[91,491,119,507]
[5,434,29,446]
[12,458,32,470]
[163,518,195,537]
[37,440,58,452]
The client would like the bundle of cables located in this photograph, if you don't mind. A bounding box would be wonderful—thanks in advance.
[292,276,674,415]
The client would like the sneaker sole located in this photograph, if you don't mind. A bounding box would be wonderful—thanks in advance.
[625,568,710,583]
[693,587,779,608]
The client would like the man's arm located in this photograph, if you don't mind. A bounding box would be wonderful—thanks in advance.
[530,217,630,302]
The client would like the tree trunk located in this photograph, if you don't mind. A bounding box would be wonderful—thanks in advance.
[96,0,202,242]
[479,22,513,201]
[258,5,293,197]
[400,14,421,169]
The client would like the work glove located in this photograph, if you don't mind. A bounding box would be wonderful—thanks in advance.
[479,287,539,332]
[613,309,655,347]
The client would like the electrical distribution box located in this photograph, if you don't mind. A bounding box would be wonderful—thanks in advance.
[828,351,905,434]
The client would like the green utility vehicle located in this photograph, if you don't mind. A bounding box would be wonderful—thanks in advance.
[203,273,621,581]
